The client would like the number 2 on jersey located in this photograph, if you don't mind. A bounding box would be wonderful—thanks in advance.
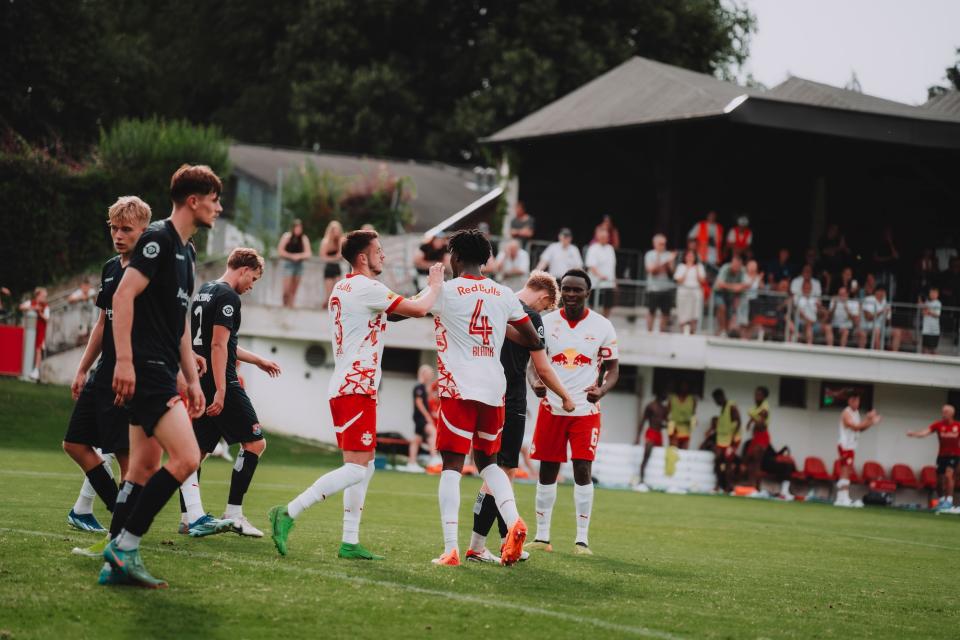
[468,299,493,345]
[193,305,203,345]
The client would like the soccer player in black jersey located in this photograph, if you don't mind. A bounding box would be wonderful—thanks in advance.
[63,197,151,543]
[177,247,281,538]
[101,165,222,588]
[466,271,575,563]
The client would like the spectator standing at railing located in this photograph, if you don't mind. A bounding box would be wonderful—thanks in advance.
[508,201,535,244]
[19,287,50,380]
[586,227,617,317]
[593,214,621,250]
[724,216,752,260]
[790,280,821,345]
[688,210,723,273]
[643,234,675,331]
[713,256,747,335]
[674,249,707,334]
[861,286,890,349]
[494,239,530,292]
[535,227,582,279]
[277,219,312,308]
[765,248,795,287]
[824,286,861,348]
[737,260,763,339]
[789,264,823,298]
[921,287,942,355]
[414,232,448,289]
[319,221,344,310]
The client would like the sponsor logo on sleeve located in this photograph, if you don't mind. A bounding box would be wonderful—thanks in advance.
[142,241,160,258]
[222,305,234,317]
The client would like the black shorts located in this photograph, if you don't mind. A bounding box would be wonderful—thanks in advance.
[64,384,130,454]
[497,410,526,469]
[128,362,180,437]
[922,334,940,350]
[595,288,617,309]
[936,455,959,474]
[646,290,674,315]
[192,383,263,453]
[414,418,428,438]
[324,262,342,279]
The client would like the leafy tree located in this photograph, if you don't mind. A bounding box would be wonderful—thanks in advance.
[928,47,960,98]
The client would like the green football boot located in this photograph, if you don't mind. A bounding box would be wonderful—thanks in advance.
[97,562,131,586]
[72,535,110,558]
[338,542,385,560]
[103,540,167,589]
[268,505,296,556]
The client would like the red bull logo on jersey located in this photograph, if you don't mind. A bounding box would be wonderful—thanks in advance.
[456,282,502,296]
[550,349,593,369]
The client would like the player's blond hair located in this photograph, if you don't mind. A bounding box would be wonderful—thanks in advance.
[107,196,152,227]
[227,247,265,272]
[525,270,560,310]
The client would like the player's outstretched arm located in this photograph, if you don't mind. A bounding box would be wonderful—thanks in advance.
[237,346,281,377]
[529,349,575,412]
[179,314,205,418]
[906,426,933,438]
[111,268,150,404]
[72,310,105,400]
[392,263,444,317]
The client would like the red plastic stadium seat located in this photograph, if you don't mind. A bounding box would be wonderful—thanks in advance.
[920,466,938,490]
[776,456,805,481]
[832,459,860,483]
[890,464,920,489]
[803,457,831,481]
[862,461,897,493]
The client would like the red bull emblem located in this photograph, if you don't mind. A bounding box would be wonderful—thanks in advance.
[551,352,569,365]
[572,353,592,366]
[552,349,593,370]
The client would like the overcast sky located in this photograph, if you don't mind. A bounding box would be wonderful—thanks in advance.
[738,0,960,105]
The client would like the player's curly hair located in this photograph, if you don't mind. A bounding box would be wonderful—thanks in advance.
[525,270,560,310]
[561,268,592,291]
[227,247,265,272]
[447,229,491,266]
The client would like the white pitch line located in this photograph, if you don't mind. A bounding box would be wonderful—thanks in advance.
[0,527,682,640]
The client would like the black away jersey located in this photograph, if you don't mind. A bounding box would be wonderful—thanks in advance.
[191,280,242,386]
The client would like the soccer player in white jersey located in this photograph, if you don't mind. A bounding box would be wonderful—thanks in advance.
[527,268,619,555]
[835,391,881,508]
[431,229,545,566]
[269,230,444,559]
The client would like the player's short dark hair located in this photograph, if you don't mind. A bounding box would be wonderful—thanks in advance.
[341,229,379,266]
[757,386,769,398]
[847,391,861,400]
[447,229,491,266]
[561,268,591,291]
[227,247,264,272]
[170,164,222,205]
[712,388,725,402]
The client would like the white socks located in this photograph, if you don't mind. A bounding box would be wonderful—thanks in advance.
[534,482,557,542]
[288,463,366,519]
[115,530,141,551]
[479,465,520,528]
[180,471,205,523]
[342,461,375,544]
[780,480,791,496]
[439,470,461,553]
[574,482,594,546]
[224,504,243,519]
[836,478,850,503]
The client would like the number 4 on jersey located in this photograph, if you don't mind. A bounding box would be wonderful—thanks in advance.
[468,299,493,345]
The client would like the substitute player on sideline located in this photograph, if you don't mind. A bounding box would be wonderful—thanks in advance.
[834,391,881,508]
[467,271,575,563]
[63,197,151,542]
[177,248,281,537]
[102,165,223,588]
[527,269,619,555]
[270,230,444,560]
[906,404,960,511]
[430,230,544,567]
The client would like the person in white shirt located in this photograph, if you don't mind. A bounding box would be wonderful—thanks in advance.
[790,280,821,345]
[824,286,862,348]
[835,392,881,507]
[429,229,560,567]
[860,286,890,349]
[674,249,707,334]
[585,227,617,317]
[527,268,619,556]
[737,259,763,338]
[789,265,823,298]
[271,230,445,560]
[643,234,675,331]
[494,239,531,292]
[921,287,942,354]
[536,228,583,279]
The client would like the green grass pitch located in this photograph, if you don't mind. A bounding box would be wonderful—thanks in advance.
[0,378,957,639]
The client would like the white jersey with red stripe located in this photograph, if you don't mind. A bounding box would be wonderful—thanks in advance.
[327,273,403,399]
[542,308,618,416]
[430,274,530,406]
[838,407,860,450]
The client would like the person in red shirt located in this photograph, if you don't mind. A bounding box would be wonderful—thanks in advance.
[19,287,50,380]
[907,404,959,510]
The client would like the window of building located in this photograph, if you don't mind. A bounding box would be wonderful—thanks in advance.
[819,381,874,411]
[778,377,806,408]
